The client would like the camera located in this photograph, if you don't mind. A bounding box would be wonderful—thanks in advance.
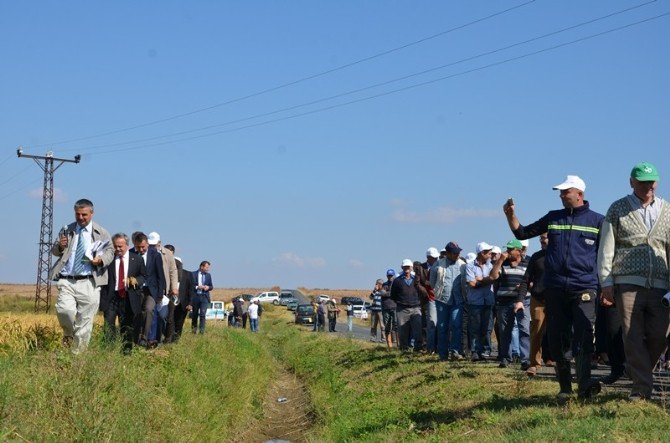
[662,292,670,308]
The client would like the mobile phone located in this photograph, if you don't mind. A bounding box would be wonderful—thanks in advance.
[506,198,514,207]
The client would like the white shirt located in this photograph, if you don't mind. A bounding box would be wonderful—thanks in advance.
[114,251,130,289]
[62,223,93,276]
[248,303,259,320]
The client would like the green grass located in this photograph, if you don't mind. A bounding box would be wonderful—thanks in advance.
[4,305,670,441]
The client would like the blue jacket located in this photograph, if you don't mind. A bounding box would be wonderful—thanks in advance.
[513,201,604,291]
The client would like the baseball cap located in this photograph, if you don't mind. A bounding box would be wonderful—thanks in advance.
[445,241,462,254]
[506,239,523,250]
[386,268,396,277]
[630,162,659,182]
[147,231,160,245]
[491,246,502,255]
[552,175,586,192]
[465,252,477,263]
[520,239,529,248]
[476,242,493,254]
[426,247,439,258]
[401,259,413,267]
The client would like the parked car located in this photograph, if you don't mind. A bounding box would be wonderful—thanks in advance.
[205,301,227,320]
[238,293,254,302]
[295,304,315,324]
[255,291,280,304]
[277,293,297,306]
[352,304,368,319]
[315,294,330,303]
[286,300,299,311]
[341,296,365,305]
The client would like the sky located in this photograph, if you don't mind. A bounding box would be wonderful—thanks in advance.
[1,1,669,290]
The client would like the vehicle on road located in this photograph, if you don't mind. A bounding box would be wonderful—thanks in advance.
[341,296,365,305]
[206,301,227,320]
[286,300,299,311]
[256,291,280,304]
[315,294,330,303]
[352,304,368,319]
[277,293,297,306]
[295,304,315,324]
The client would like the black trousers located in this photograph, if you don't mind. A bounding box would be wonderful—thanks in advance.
[173,303,189,341]
[104,292,135,351]
[598,298,626,376]
[544,288,596,394]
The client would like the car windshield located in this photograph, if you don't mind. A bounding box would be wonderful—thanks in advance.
[297,305,314,315]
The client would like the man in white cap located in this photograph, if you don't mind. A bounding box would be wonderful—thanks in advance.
[598,162,670,401]
[146,232,178,345]
[423,247,440,354]
[391,259,423,351]
[503,175,604,399]
[465,242,495,361]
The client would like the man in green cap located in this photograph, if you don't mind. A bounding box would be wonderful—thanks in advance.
[598,161,670,401]
[490,239,530,369]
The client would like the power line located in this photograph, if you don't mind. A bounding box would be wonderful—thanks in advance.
[0,164,32,187]
[84,11,669,156]
[59,0,658,154]
[28,0,538,148]
[0,176,42,202]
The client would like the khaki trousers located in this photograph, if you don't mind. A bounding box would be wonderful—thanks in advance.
[55,277,100,354]
[615,284,670,397]
[529,296,547,368]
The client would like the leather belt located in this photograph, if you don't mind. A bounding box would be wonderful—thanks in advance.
[59,275,92,280]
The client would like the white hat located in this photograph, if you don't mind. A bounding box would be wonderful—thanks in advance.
[147,231,160,245]
[491,246,502,255]
[466,252,477,263]
[552,175,586,192]
[174,256,182,264]
[520,240,529,248]
[426,247,439,258]
[401,258,413,267]
[476,242,493,254]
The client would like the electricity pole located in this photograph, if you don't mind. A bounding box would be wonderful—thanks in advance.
[17,148,80,313]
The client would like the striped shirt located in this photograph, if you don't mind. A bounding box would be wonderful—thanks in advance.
[495,259,528,304]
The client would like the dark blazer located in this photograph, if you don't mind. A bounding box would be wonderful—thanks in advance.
[100,251,147,314]
[130,247,165,301]
[178,268,196,307]
[192,270,213,300]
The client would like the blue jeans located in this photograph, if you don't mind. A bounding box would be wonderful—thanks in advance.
[250,318,259,332]
[496,298,530,364]
[436,301,462,359]
[512,319,520,356]
[425,301,437,353]
[468,304,492,355]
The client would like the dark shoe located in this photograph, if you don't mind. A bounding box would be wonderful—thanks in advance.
[499,361,509,368]
[450,351,465,361]
[578,380,601,400]
[600,372,623,385]
[138,338,148,348]
[629,393,648,402]
[471,353,481,362]
[556,391,572,400]
[512,354,521,364]
[147,340,158,349]
[520,361,531,371]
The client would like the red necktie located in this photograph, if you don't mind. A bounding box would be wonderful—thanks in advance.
[118,256,126,298]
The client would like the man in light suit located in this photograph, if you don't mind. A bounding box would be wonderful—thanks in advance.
[131,232,165,346]
[100,233,147,353]
[51,198,114,353]
[192,261,213,334]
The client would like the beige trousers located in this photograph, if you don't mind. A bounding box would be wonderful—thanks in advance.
[55,277,100,354]
[529,296,547,368]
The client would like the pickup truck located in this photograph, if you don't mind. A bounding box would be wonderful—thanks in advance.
[205,301,227,320]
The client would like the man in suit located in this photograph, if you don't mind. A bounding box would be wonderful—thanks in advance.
[51,198,114,354]
[172,257,195,341]
[131,232,165,346]
[192,261,213,334]
[146,232,178,345]
[100,233,147,353]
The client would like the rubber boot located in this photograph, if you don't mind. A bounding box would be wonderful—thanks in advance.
[555,361,572,396]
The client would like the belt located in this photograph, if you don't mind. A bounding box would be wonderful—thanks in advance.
[59,275,92,281]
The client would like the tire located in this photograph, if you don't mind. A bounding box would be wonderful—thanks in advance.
[273,300,279,305]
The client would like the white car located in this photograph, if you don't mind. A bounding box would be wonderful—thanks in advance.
[316,294,330,303]
[352,304,368,319]
[256,291,280,304]
[205,301,227,320]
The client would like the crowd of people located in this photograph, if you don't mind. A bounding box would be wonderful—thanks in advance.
[51,198,214,354]
[51,161,669,402]
[367,161,670,401]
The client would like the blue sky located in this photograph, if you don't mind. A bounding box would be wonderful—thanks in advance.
[1,1,668,289]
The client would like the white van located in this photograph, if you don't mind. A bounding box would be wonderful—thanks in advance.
[255,291,280,304]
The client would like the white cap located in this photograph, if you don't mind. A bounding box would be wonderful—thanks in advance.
[401,258,413,267]
[491,246,502,255]
[147,231,160,245]
[520,240,529,248]
[174,256,182,264]
[552,175,586,192]
[466,252,477,263]
[426,247,439,258]
[476,242,493,253]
